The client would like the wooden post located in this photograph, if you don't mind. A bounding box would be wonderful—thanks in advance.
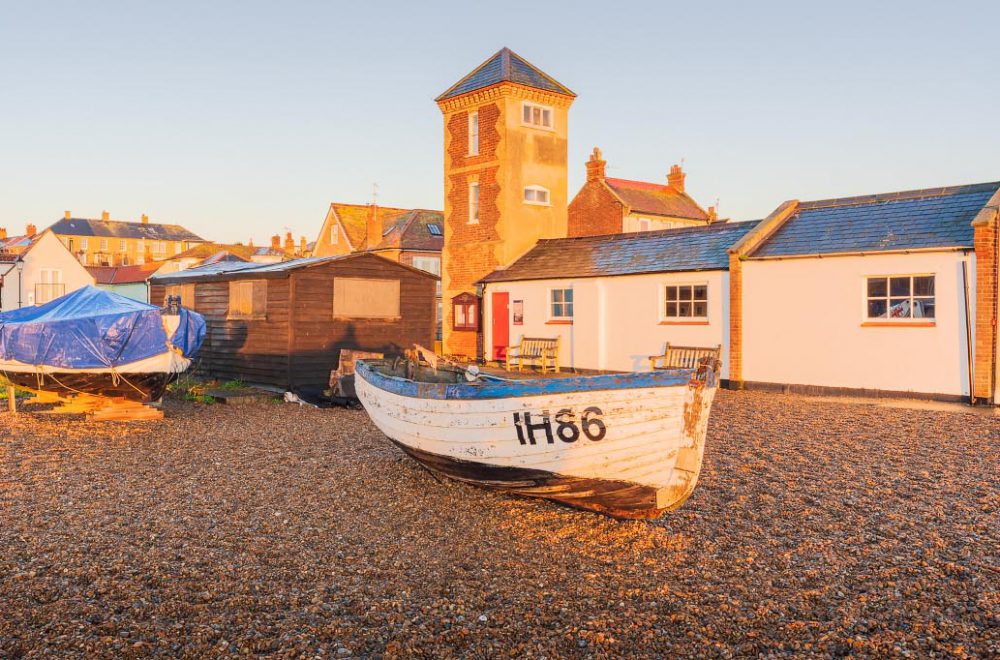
[6,385,15,414]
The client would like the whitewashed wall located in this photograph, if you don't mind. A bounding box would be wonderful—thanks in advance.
[741,251,975,397]
[483,270,730,376]
[0,231,94,311]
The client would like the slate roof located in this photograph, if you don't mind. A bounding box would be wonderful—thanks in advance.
[329,204,443,252]
[48,217,205,242]
[480,221,760,283]
[0,233,40,256]
[605,178,710,220]
[751,182,1000,259]
[436,47,575,102]
[86,262,161,285]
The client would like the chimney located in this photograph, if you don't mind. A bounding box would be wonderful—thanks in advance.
[248,238,254,247]
[141,214,149,225]
[299,236,307,255]
[64,210,71,219]
[284,231,294,253]
[585,147,606,182]
[26,223,37,237]
[0,227,6,239]
[271,234,281,249]
[707,206,718,223]
[101,210,110,221]
[667,164,686,193]
[366,204,381,249]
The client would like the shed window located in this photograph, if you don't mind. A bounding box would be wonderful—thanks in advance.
[166,283,196,309]
[665,284,708,319]
[228,280,267,320]
[333,277,400,319]
[550,288,573,320]
[866,275,935,320]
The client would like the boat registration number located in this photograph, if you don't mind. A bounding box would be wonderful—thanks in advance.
[512,407,606,445]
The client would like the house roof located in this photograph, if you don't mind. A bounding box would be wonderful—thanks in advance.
[329,204,443,252]
[48,217,205,242]
[750,181,1000,259]
[150,252,439,285]
[0,232,41,258]
[604,178,709,221]
[171,242,258,262]
[436,47,575,102]
[480,221,760,283]
[86,262,161,285]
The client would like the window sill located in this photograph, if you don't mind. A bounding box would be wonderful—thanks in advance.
[546,319,573,325]
[520,122,555,132]
[659,320,710,326]
[452,326,478,332]
[861,321,936,328]
[523,200,551,207]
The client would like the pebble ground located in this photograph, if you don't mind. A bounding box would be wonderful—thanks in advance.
[1,390,997,657]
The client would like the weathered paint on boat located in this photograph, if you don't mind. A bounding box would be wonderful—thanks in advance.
[354,360,719,518]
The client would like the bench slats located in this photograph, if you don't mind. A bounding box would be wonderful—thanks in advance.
[649,343,722,371]
[505,336,560,374]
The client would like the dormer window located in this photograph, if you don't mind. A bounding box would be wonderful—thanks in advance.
[522,102,553,129]
[468,111,479,156]
[523,186,550,206]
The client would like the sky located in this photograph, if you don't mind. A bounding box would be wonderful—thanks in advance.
[1,0,998,244]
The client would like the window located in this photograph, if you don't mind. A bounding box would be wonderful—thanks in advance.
[330,224,339,244]
[119,240,127,252]
[154,241,166,254]
[412,256,442,297]
[866,275,935,320]
[469,182,480,224]
[333,277,400,319]
[550,288,573,320]
[174,242,182,254]
[228,280,267,320]
[639,219,650,232]
[427,223,442,236]
[100,238,108,251]
[80,238,89,250]
[35,269,64,304]
[452,292,479,331]
[522,101,553,129]
[665,284,708,319]
[523,186,550,206]
[468,111,479,155]
[166,283,196,309]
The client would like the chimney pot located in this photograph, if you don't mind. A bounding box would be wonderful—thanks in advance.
[586,147,606,182]
[707,205,718,223]
[667,164,686,193]
[101,210,110,221]
[271,234,281,249]
[64,210,71,219]
[26,223,37,237]
[0,227,7,240]
[141,214,149,224]
[299,236,307,255]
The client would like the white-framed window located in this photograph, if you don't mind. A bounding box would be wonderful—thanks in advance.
[664,284,708,319]
[99,238,108,251]
[468,111,479,156]
[469,182,480,224]
[412,256,442,297]
[523,185,550,206]
[550,288,573,320]
[174,242,182,254]
[119,240,127,252]
[865,275,935,320]
[330,224,339,244]
[522,101,553,129]
[80,238,89,250]
[36,269,64,304]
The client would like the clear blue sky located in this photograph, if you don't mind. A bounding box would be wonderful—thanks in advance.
[2,0,997,244]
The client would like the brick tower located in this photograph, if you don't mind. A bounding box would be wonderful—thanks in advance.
[436,47,575,358]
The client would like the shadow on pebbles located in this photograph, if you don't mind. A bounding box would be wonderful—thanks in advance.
[1,390,997,657]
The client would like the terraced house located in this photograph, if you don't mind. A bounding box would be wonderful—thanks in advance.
[48,211,205,266]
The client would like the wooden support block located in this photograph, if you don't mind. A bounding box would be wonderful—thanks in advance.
[6,385,15,414]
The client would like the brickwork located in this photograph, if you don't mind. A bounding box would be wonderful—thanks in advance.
[567,181,625,237]
[973,211,998,402]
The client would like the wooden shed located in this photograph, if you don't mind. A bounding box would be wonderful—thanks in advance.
[149,253,437,390]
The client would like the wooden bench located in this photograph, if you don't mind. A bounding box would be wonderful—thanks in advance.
[649,343,722,371]
[505,336,560,374]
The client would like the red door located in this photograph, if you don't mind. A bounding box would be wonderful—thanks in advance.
[492,292,510,362]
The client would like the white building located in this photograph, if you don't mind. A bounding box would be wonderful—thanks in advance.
[479,222,759,377]
[731,181,1000,403]
[0,228,94,311]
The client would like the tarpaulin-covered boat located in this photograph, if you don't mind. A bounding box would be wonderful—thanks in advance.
[354,351,720,519]
[0,285,205,402]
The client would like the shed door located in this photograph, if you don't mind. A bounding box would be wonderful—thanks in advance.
[491,292,509,361]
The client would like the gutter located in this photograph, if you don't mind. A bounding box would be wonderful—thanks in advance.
[744,246,972,262]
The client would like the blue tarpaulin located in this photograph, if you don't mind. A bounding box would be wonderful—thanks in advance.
[0,285,205,369]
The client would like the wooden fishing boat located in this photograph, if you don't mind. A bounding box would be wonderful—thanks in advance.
[0,286,205,405]
[354,350,720,519]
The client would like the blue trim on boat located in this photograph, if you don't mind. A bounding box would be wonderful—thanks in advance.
[355,360,693,400]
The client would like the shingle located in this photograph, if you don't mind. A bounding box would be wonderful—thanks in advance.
[436,48,574,102]
[479,221,759,283]
[753,182,999,258]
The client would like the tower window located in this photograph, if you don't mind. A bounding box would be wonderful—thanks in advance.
[523,186,550,206]
[522,102,553,129]
[468,111,479,156]
[469,183,480,224]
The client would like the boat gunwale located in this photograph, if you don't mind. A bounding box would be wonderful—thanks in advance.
[355,359,697,401]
